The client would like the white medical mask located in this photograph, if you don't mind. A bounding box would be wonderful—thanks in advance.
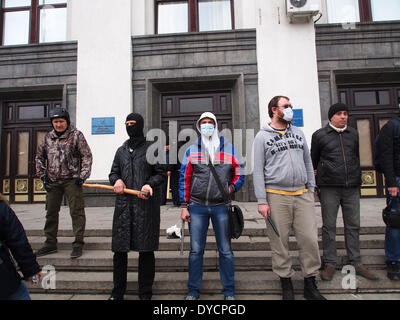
[200,123,215,137]
[282,108,293,122]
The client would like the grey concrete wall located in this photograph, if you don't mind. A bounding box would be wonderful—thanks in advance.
[0,41,78,124]
[132,29,260,201]
[0,42,85,204]
[316,21,400,125]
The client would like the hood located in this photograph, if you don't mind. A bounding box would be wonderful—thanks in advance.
[196,112,220,163]
[261,123,292,133]
[196,112,218,133]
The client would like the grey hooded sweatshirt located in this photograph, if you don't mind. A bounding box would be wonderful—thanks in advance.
[252,124,315,205]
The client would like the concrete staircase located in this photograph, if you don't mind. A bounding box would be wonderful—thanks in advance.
[25,226,400,299]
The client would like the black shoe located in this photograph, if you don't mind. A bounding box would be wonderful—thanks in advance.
[36,246,57,257]
[280,277,295,300]
[139,295,152,300]
[70,247,82,259]
[304,277,326,300]
[387,262,400,280]
[108,295,123,300]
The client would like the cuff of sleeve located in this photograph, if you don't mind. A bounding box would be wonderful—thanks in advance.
[257,199,268,205]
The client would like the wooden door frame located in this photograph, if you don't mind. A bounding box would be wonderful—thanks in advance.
[1,99,58,203]
[339,85,400,197]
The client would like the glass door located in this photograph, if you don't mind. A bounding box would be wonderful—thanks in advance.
[1,100,58,203]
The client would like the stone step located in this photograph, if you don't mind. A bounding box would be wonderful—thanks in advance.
[28,234,386,252]
[25,226,387,238]
[26,269,400,296]
[29,292,400,300]
[34,249,387,272]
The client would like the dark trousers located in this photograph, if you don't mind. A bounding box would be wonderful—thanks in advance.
[319,187,361,267]
[385,177,400,263]
[112,251,155,299]
[44,179,85,248]
[170,170,180,206]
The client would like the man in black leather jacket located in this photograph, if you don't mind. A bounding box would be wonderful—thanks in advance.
[108,113,166,300]
[376,116,400,280]
[311,103,378,281]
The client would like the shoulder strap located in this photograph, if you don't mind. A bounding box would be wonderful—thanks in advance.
[208,163,229,203]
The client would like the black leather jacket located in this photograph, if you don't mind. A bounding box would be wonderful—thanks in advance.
[311,125,361,188]
[109,140,166,253]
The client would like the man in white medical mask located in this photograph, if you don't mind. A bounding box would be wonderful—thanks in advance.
[179,112,245,300]
[252,96,325,300]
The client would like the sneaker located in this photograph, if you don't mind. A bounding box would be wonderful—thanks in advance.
[185,295,199,300]
[387,262,400,280]
[108,295,123,300]
[320,265,336,281]
[355,265,379,280]
[70,247,82,259]
[35,246,57,257]
[224,296,235,300]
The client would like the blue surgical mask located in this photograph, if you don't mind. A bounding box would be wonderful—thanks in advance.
[200,123,215,137]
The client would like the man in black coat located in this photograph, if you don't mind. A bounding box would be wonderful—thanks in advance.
[0,195,41,300]
[311,103,378,281]
[108,113,166,300]
[376,116,400,280]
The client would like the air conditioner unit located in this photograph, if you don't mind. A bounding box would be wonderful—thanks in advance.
[286,0,321,23]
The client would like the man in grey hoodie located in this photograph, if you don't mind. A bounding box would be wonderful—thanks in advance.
[253,95,325,300]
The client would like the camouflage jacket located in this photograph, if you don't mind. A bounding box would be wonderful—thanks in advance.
[35,127,93,182]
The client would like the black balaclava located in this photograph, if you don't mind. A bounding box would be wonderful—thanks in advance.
[126,113,145,149]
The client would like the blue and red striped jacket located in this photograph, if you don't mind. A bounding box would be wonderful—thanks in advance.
[179,136,245,206]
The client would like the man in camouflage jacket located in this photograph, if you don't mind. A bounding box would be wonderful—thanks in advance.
[35,107,92,259]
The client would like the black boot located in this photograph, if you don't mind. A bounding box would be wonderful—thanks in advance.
[280,277,295,300]
[304,276,326,300]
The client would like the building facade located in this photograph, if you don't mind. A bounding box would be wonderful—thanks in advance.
[0,0,399,205]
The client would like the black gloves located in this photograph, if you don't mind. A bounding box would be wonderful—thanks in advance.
[41,176,52,192]
[75,178,84,186]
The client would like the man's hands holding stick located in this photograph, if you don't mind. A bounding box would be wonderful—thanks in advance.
[113,179,152,199]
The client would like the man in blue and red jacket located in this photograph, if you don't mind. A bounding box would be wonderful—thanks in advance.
[179,112,244,300]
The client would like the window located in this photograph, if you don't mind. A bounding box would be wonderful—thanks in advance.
[370,0,400,22]
[1,0,67,45]
[156,0,234,34]
[326,0,400,23]
[327,0,360,23]
[354,90,391,106]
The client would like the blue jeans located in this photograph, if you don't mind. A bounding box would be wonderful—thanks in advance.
[7,282,31,300]
[188,202,234,297]
[385,177,400,265]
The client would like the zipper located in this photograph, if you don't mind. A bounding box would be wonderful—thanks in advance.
[339,133,348,187]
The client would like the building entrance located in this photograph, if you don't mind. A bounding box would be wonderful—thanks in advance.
[1,100,60,203]
[339,85,400,197]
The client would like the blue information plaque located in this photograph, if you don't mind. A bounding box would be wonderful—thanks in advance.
[92,117,115,135]
[292,109,304,127]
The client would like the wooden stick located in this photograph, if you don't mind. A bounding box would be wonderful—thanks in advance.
[83,183,149,197]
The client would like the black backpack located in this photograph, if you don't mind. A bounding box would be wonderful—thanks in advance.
[374,119,400,172]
